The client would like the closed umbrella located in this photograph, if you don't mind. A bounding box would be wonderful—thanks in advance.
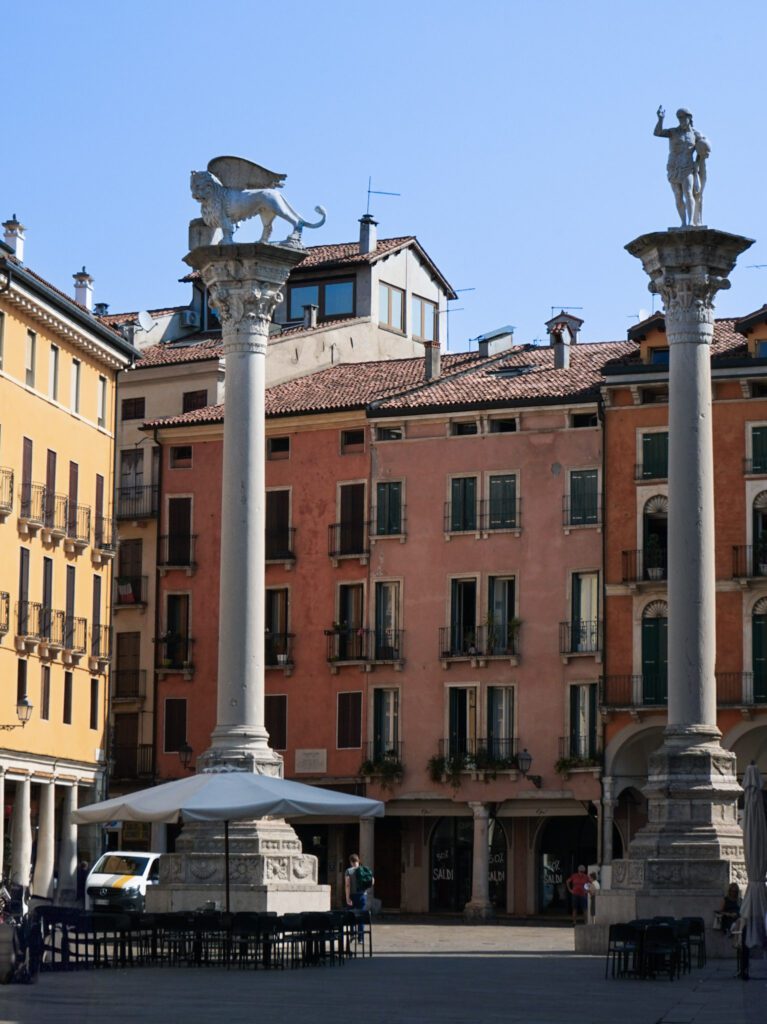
[740,762,767,954]
[73,768,384,910]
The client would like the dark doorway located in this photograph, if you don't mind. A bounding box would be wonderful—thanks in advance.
[429,817,472,912]
[373,817,402,909]
[538,815,597,914]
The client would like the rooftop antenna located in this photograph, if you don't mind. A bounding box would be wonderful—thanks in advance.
[366,176,400,216]
[549,305,583,318]
[746,264,767,269]
[444,288,475,351]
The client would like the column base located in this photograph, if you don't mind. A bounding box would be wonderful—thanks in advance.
[198,729,284,777]
[148,817,330,914]
[463,900,495,922]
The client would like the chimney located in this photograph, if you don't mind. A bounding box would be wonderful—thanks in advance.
[358,213,378,255]
[302,303,319,329]
[424,340,441,380]
[3,214,26,261]
[73,266,94,311]
[545,311,583,370]
[477,325,514,357]
[94,302,110,317]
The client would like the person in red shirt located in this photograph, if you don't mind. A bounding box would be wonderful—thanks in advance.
[566,864,590,925]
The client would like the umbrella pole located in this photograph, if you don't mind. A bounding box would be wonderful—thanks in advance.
[224,820,230,913]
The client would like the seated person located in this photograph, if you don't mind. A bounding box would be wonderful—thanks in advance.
[718,882,740,933]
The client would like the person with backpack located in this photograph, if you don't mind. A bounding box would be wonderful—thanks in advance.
[344,853,373,942]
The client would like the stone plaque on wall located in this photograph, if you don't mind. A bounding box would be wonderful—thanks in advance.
[295,749,327,773]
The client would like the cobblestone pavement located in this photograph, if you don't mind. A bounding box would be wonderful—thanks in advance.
[0,920,764,1024]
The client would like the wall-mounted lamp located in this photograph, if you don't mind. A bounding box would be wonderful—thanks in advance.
[178,741,194,771]
[0,696,33,731]
[517,748,542,788]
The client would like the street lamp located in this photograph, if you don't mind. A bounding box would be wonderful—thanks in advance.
[517,748,542,788]
[178,741,194,771]
[0,696,34,731]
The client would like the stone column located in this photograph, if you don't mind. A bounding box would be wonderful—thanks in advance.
[464,802,494,921]
[358,817,375,871]
[10,776,32,888]
[609,229,751,913]
[56,783,78,905]
[186,243,306,772]
[32,780,56,899]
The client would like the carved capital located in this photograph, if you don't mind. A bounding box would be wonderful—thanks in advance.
[649,268,727,344]
[204,276,283,347]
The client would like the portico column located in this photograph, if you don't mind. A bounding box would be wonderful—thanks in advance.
[464,802,494,921]
[0,770,5,882]
[358,817,375,872]
[56,783,78,905]
[32,780,56,899]
[185,243,306,772]
[10,776,32,888]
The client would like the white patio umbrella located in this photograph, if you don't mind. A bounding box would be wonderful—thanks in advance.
[739,762,767,951]
[73,769,384,911]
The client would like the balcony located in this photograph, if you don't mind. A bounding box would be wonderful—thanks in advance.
[0,592,9,634]
[40,492,69,544]
[112,669,147,702]
[15,599,43,652]
[93,514,118,563]
[111,743,153,781]
[601,674,668,711]
[443,501,478,535]
[634,461,668,481]
[0,467,13,520]
[327,521,370,563]
[433,737,519,777]
[116,484,159,521]
[156,635,194,676]
[622,548,668,585]
[114,575,148,608]
[18,482,46,533]
[557,735,602,768]
[480,497,522,533]
[438,623,520,664]
[360,741,404,783]
[266,527,296,565]
[63,615,88,661]
[38,608,66,659]
[732,545,767,581]
[64,503,91,553]
[158,534,197,573]
[325,627,370,666]
[715,671,767,708]
[562,495,602,529]
[265,631,295,670]
[370,505,407,540]
[559,620,603,659]
[371,628,403,664]
[89,624,112,671]
[744,457,767,476]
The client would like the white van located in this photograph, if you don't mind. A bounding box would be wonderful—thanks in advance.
[84,851,161,912]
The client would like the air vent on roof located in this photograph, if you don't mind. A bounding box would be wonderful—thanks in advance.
[488,365,534,379]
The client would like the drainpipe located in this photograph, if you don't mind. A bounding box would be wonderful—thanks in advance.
[596,390,607,868]
[151,425,163,784]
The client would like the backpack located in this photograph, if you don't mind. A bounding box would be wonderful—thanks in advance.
[356,865,373,890]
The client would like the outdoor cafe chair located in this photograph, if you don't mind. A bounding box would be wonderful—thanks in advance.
[681,916,706,967]
[605,923,641,979]
[641,924,679,980]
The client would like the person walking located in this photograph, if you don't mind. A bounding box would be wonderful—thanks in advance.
[344,853,373,943]
[565,864,590,925]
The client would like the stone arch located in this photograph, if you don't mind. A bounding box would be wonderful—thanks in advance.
[604,720,665,780]
[641,599,668,620]
[753,490,767,511]
[644,494,668,515]
[753,596,767,616]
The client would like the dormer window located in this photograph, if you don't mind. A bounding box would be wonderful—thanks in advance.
[412,295,438,342]
[288,278,355,322]
[650,347,670,366]
[756,341,767,358]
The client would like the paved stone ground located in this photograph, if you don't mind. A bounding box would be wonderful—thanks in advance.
[1,920,764,1024]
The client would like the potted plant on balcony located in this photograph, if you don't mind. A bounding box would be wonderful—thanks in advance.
[645,533,664,581]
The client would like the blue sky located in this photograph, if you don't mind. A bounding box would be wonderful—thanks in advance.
[3,1,767,350]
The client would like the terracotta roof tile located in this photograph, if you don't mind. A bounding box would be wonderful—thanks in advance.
[131,337,223,369]
[100,305,191,327]
[605,318,747,369]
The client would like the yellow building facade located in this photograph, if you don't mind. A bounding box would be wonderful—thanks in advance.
[0,225,135,899]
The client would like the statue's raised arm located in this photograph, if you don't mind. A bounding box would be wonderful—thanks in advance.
[654,105,671,138]
[654,107,709,227]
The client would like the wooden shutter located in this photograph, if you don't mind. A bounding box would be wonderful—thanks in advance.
[753,427,767,472]
[642,432,668,477]
[337,691,362,748]
[164,699,187,752]
[753,615,767,701]
[21,437,33,513]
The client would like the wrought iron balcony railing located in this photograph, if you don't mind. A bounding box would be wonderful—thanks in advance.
[64,615,87,654]
[562,494,602,527]
[0,592,9,634]
[715,671,767,707]
[480,497,521,531]
[19,482,46,525]
[265,631,295,667]
[112,669,147,701]
[437,736,518,769]
[369,505,407,538]
[90,623,112,661]
[371,628,403,661]
[66,503,91,545]
[559,620,603,654]
[94,514,118,552]
[111,743,153,781]
[443,500,478,534]
[732,545,767,579]
[156,635,194,670]
[558,735,602,762]
[438,623,520,659]
[364,739,403,764]
[325,627,370,662]
[116,484,159,521]
[16,599,43,639]
[634,461,668,481]
[266,527,296,562]
[114,576,148,606]
[744,457,767,475]
[158,534,197,568]
[39,607,65,647]
[622,548,668,583]
[327,521,370,558]
[0,467,13,515]
[43,492,69,534]
[600,674,668,709]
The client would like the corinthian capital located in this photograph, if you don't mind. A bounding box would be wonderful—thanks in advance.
[650,268,729,318]
[205,277,283,334]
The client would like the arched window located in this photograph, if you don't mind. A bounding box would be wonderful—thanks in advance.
[753,492,767,577]
[752,596,767,703]
[641,600,668,705]
[643,496,668,581]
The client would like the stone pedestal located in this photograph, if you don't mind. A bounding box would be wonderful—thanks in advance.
[149,240,330,914]
[578,228,753,954]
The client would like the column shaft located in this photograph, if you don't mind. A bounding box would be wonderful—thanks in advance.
[0,771,4,882]
[56,784,78,905]
[10,777,32,888]
[464,802,493,919]
[32,781,56,899]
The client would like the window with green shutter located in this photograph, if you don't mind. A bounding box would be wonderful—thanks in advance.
[642,432,668,478]
[569,470,598,525]
[752,427,767,473]
[376,481,402,535]
[752,613,767,703]
[569,684,597,759]
[487,474,517,529]
[450,477,477,532]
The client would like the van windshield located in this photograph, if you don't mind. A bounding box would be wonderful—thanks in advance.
[93,855,149,876]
